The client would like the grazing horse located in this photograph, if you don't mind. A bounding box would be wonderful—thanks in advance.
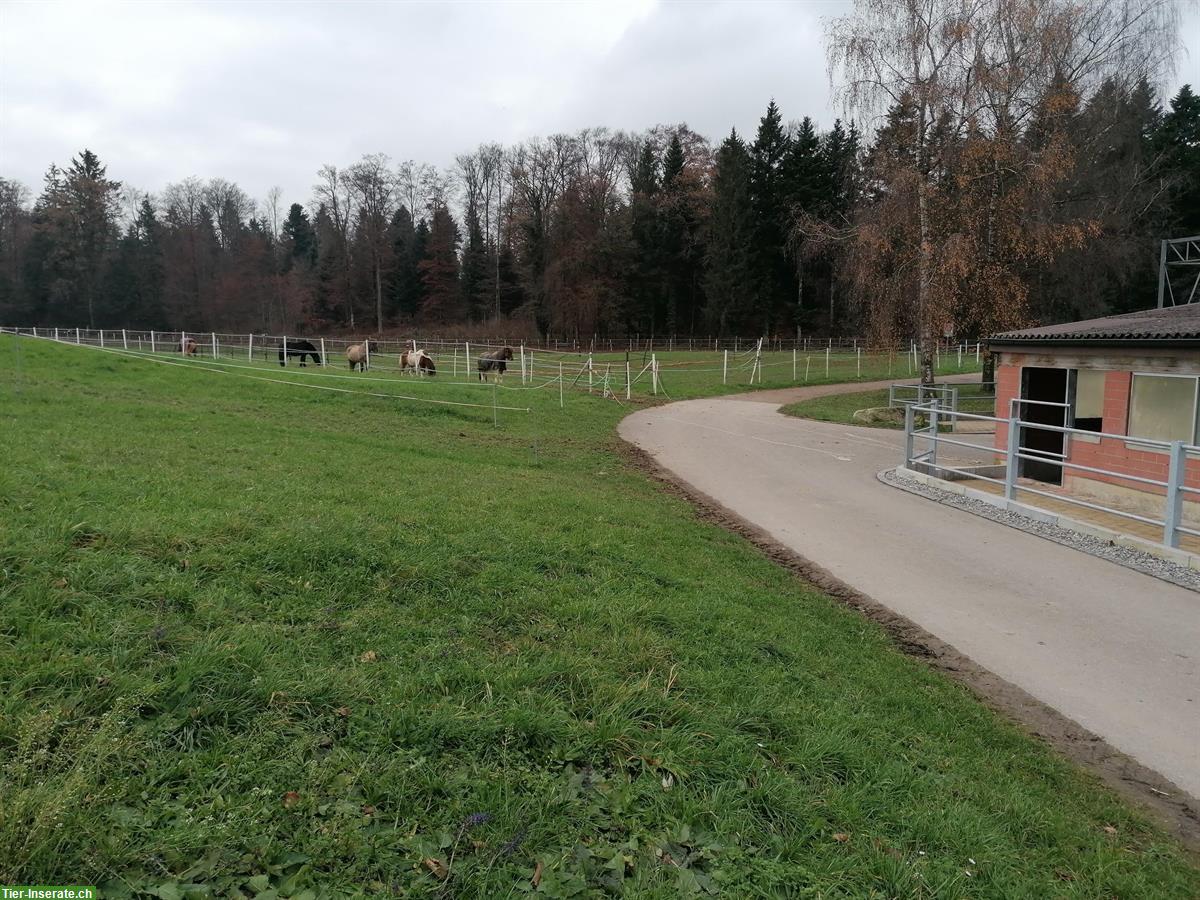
[400,349,436,376]
[179,337,198,356]
[278,339,322,367]
[477,346,514,382]
[346,340,378,372]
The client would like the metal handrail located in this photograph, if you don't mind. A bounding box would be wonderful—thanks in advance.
[904,400,1197,550]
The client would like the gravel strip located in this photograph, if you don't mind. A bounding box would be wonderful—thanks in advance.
[880,467,1200,593]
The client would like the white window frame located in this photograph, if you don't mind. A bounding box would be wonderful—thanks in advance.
[1125,372,1200,452]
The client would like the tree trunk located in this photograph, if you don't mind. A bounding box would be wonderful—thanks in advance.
[982,347,995,390]
[917,180,935,386]
[374,253,383,335]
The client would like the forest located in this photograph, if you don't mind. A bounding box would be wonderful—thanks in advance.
[0,2,1196,348]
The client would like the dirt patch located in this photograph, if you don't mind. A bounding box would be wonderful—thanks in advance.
[618,438,1200,852]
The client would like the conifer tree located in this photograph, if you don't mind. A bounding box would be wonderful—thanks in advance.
[704,130,756,335]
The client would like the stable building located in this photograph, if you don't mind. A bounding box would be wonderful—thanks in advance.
[989,304,1200,532]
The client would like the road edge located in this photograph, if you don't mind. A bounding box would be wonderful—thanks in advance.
[616,434,1200,852]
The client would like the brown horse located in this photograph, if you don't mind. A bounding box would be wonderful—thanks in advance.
[477,346,513,381]
[179,337,198,356]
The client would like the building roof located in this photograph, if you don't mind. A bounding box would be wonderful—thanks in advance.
[990,304,1200,346]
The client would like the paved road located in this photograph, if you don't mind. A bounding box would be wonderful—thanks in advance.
[620,382,1200,799]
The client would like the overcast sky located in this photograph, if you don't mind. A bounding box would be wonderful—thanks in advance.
[1,0,1197,209]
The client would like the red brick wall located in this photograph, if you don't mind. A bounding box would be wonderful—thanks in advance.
[991,358,1200,495]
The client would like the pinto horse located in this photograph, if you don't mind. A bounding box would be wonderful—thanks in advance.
[347,340,378,372]
[278,339,321,367]
[477,346,514,382]
[400,349,436,376]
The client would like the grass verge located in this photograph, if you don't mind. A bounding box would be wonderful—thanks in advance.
[0,334,1195,897]
[782,382,995,428]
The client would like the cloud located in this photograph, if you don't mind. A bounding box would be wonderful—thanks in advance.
[1,0,1196,211]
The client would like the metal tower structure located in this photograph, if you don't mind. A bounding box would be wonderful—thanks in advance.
[1157,235,1200,307]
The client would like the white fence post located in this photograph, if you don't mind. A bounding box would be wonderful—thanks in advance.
[465,341,471,377]
[1164,441,1186,548]
[792,348,797,381]
[75,327,81,344]
[150,330,155,353]
[626,361,631,400]
[723,350,728,384]
[856,346,861,377]
[99,329,105,348]
[588,354,593,393]
[212,332,218,359]
[520,344,527,384]
[805,356,810,382]
[283,335,289,366]
[122,328,128,350]
[249,333,255,361]
[976,341,980,364]
[54,327,59,341]
[320,337,327,366]
[825,346,830,379]
[559,362,564,408]
[651,353,658,396]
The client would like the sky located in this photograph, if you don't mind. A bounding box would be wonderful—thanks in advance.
[1,0,1197,210]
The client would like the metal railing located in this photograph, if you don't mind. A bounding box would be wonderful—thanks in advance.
[903,400,1200,551]
[889,381,996,416]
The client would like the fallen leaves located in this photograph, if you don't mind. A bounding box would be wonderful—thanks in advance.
[281,791,301,809]
[832,833,850,843]
[532,860,543,888]
[359,650,379,663]
[423,857,448,880]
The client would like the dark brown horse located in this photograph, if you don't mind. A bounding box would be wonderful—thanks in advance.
[477,346,514,381]
[278,339,321,367]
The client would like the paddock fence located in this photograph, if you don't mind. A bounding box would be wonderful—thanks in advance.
[2,326,985,410]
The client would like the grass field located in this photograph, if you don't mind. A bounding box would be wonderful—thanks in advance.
[1,334,1196,898]
[782,383,996,429]
[20,330,982,403]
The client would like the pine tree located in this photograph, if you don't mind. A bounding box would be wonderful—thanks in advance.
[749,100,793,332]
[704,129,756,335]
[281,203,316,270]
[1157,84,1200,236]
[628,140,660,332]
[419,204,461,321]
[459,205,489,320]
[28,150,121,327]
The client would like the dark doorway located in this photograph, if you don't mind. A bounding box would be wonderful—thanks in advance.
[1019,367,1067,485]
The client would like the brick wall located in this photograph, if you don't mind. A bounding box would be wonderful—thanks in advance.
[991,355,1200,497]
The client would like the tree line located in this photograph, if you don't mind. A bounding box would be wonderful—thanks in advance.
[0,0,1195,353]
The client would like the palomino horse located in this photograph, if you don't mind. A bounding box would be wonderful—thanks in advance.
[346,340,378,372]
[399,349,436,376]
[477,346,514,382]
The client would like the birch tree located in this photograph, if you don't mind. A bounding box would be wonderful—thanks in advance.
[826,0,1181,383]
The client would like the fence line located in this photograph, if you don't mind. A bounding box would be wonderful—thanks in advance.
[3,331,533,414]
[4,326,984,404]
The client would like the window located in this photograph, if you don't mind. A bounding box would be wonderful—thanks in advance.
[1128,374,1198,443]
[1072,369,1105,432]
